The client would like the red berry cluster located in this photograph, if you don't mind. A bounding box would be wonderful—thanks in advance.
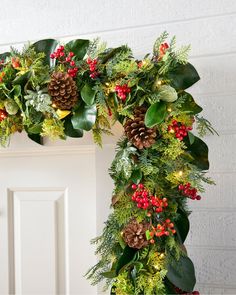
[178,183,201,200]
[50,46,78,78]
[115,84,131,101]
[131,183,168,212]
[0,109,8,121]
[150,219,176,239]
[159,42,169,59]
[86,57,99,79]
[168,120,193,141]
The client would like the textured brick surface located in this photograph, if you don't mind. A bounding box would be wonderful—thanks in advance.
[0,1,235,293]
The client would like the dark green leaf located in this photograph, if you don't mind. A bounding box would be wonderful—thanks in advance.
[13,85,21,97]
[81,83,96,105]
[65,39,89,60]
[71,104,97,131]
[27,133,43,145]
[64,116,83,138]
[169,63,200,90]
[164,278,178,294]
[175,209,190,243]
[116,246,137,275]
[32,39,58,67]
[178,92,202,114]
[145,101,167,127]
[131,169,142,184]
[185,135,209,170]
[13,71,31,85]
[167,256,196,292]
[101,270,117,279]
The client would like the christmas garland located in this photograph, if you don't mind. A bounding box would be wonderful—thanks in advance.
[0,32,216,294]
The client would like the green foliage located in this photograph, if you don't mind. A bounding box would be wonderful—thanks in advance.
[41,118,65,140]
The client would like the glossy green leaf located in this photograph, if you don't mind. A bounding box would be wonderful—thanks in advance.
[169,63,200,90]
[13,71,31,85]
[131,169,142,184]
[28,123,43,134]
[65,39,89,60]
[167,256,196,292]
[188,132,195,145]
[71,104,97,131]
[145,101,167,127]
[175,209,190,243]
[81,83,96,106]
[64,116,83,138]
[101,270,117,279]
[0,52,10,60]
[116,246,137,275]
[178,92,202,114]
[27,133,43,145]
[32,39,58,67]
[185,135,209,170]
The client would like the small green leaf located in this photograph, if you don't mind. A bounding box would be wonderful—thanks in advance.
[13,71,31,85]
[145,230,152,241]
[101,270,117,279]
[169,63,200,90]
[131,169,142,184]
[65,39,89,60]
[71,103,97,131]
[178,92,202,115]
[167,256,196,292]
[145,101,167,127]
[13,85,21,97]
[64,116,83,138]
[28,123,43,134]
[32,39,58,67]
[188,132,195,145]
[116,246,137,275]
[81,83,96,106]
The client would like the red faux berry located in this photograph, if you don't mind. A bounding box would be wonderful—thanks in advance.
[0,109,8,121]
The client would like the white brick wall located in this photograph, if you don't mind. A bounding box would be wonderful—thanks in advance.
[0,1,235,293]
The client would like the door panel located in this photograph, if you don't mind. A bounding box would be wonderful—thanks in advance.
[0,148,97,295]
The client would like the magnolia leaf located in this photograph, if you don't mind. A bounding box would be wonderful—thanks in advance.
[0,52,10,61]
[131,169,142,184]
[65,39,89,60]
[116,246,137,275]
[71,104,97,131]
[178,92,202,114]
[27,133,43,145]
[169,63,200,90]
[188,132,195,145]
[13,71,31,85]
[32,39,58,67]
[185,135,209,170]
[28,123,43,134]
[145,101,167,127]
[167,256,196,292]
[81,83,96,105]
[101,270,117,279]
[175,209,190,243]
[64,116,83,138]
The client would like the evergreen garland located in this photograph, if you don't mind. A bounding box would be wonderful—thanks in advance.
[0,32,216,295]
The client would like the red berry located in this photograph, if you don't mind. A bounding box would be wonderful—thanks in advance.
[131,184,137,190]
[69,52,74,57]
[70,61,75,66]
[138,183,144,189]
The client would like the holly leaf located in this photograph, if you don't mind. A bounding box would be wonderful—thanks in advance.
[184,135,209,170]
[167,256,196,292]
[175,209,190,244]
[32,39,58,67]
[71,103,97,131]
[145,101,167,127]
[64,116,83,138]
[178,92,202,115]
[169,63,200,90]
[65,39,89,60]
[81,83,96,106]
[116,246,137,275]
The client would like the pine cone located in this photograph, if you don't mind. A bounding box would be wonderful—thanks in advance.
[124,106,157,149]
[123,219,149,249]
[48,71,78,110]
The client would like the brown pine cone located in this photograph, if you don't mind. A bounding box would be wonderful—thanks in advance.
[124,106,157,149]
[48,71,78,110]
[123,219,149,249]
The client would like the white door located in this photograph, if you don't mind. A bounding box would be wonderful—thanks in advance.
[0,138,99,295]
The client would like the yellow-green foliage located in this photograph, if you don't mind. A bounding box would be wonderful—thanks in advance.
[41,118,65,140]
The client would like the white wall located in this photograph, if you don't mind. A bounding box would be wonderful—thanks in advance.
[0,1,235,294]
